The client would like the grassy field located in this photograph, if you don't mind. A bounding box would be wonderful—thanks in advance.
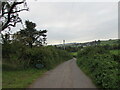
[100,39,118,45]
[110,50,119,55]
[70,52,77,57]
[3,68,47,88]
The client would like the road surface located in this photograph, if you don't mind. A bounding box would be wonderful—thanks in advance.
[29,58,96,88]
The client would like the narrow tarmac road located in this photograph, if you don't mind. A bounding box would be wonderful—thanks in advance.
[29,58,96,88]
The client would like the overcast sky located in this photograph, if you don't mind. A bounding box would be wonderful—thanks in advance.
[9,0,118,45]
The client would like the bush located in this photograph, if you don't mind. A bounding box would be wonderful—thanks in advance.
[3,44,72,70]
[77,46,120,88]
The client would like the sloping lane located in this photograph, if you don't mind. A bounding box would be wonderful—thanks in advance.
[29,58,96,88]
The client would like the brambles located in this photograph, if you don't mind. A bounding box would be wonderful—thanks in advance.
[77,46,120,88]
[3,45,72,70]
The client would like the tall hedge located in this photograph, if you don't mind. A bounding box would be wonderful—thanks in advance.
[3,43,72,70]
[77,46,120,89]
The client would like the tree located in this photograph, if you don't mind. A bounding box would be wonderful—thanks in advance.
[1,33,11,59]
[13,20,47,48]
[97,40,101,45]
[0,0,29,32]
[1,33,10,44]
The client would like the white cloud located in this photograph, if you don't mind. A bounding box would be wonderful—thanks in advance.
[10,1,118,44]
[26,0,119,2]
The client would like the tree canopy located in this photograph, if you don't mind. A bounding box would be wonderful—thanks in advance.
[0,0,29,32]
[13,20,47,48]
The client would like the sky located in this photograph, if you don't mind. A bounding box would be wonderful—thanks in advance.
[8,0,118,45]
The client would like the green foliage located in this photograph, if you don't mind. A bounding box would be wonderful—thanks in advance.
[77,46,120,89]
[3,43,72,70]
[109,50,120,63]
[13,20,47,48]
[2,44,72,88]
[100,39,119,46]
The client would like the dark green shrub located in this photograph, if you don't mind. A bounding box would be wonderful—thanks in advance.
[77,46,120,88]
[3,43,72,70]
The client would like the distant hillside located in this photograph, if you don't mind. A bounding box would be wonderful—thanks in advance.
[55,39,119,47]
[100,39,119,45]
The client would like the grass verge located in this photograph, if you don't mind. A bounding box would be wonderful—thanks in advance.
[2,68,47,88]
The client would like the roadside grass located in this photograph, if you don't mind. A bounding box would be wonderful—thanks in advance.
[2,57,71,88]
[2,68,47,88]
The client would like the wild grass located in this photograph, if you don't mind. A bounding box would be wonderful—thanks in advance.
[2,68,47,88]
